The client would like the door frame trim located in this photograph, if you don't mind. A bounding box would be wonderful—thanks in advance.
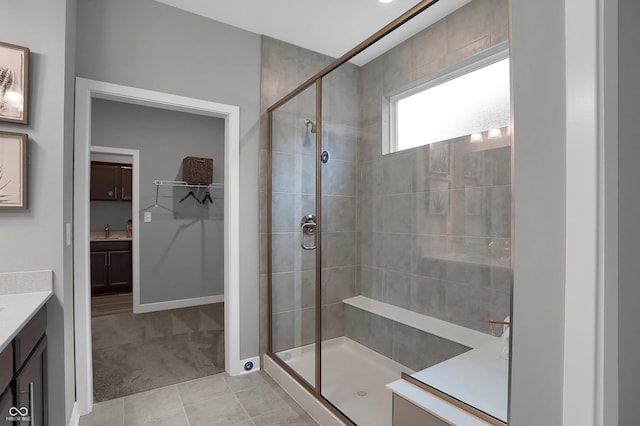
[73,77,243,415]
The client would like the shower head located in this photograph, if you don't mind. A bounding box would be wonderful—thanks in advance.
[304,119,316,134]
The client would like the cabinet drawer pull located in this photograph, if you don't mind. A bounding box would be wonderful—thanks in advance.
[108,252,111,266]
[104,254,108,267]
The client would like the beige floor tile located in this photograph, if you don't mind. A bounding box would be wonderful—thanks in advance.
[252,406,318,426]
[185,393,250,426]
[126,410,189,426]
[235,383,288,418]
[224,370,269,392]
[79,398,124,426]
[176,373,230,406]
[83,365,316,426]
[123,385,184,426]
[92,303,224,402]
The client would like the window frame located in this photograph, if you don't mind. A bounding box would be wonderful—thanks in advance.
[385,41,510,155]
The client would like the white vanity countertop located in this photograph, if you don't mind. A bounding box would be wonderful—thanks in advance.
[0,270,53,353]
[388,340,509,423]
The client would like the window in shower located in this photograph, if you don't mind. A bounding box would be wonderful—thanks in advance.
[268,0,512,424]
[388,50,510,154]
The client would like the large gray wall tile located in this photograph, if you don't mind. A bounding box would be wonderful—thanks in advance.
[271,193,296,232]
[326,232,357,267]
[409,275,446,319]
[325,266,357,304]
[383,270,411,309]
[326,196,356,232]
[271,151,295,193]
[271,272,295,313]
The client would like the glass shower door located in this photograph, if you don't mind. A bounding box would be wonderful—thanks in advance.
[270,83,318,388]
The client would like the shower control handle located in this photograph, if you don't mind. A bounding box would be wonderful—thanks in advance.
[300,214,317,250]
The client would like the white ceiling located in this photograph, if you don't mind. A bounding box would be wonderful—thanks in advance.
[154,0,470,66]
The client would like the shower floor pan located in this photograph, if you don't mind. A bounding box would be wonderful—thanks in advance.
[276,336,413,426]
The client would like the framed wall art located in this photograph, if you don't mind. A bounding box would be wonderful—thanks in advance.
[0,41,29,124]
[0,131,28,209]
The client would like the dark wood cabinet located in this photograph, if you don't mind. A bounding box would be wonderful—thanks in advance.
[90,163,119,201]
[15,338,46,426]
[90,251,109,293]
[90,162,132,201]
[0,306,47,426]
[90,241,132,296]
[0,337,11,426]
[120,165,132,201]
[0,387,14,426]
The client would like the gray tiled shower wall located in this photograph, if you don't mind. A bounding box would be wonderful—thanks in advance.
[345,305,470,372]
[260,37,335,355]
[269,52,361,353]
[262,0,511,357]
[356,0,511,337]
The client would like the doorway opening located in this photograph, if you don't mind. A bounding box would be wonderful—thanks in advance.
[74,78,252,416]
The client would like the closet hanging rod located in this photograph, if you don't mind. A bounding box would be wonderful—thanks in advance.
[153,179,224,189]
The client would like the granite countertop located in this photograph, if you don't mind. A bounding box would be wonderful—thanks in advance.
[0,270,53,352]
[90,231,132,241]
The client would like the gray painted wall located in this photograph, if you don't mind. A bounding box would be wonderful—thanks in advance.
[77,0,261,358]
[618,0,640,423]
[91,99,225,302]
[509,0,566,424]
[0,1,77,425]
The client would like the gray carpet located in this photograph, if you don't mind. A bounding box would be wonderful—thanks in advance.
[92,302,225,402]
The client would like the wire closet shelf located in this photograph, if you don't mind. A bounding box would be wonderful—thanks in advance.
[153,179,224,207]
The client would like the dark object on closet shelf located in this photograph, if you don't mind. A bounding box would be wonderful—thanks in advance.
[183,156,213,185]
[179,191,201,204]
[201,192,213,204]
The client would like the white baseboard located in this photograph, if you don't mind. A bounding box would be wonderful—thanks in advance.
[134,294,224,313]
[263,354,346,426]
[69,402,80,426]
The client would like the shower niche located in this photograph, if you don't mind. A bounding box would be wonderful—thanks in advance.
[267,0,512,424]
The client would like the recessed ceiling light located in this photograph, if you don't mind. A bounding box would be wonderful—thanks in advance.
[379,0,395,3]
[487,128,503,139]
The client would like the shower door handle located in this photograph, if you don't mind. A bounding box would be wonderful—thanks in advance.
[300,215,317,250]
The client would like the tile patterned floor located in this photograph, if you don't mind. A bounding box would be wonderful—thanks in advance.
[92,303,225,402]
[79,371,318,426]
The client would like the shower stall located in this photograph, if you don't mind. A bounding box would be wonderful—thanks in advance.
[266,0,512,424]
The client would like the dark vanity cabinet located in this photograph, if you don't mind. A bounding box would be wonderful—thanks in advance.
[15,340,47,426]
[1,342,13,426]
[120,165,132,200]
[0,387,13,426]
[0,306,47,426]
[90,162,132,201]
[90,241,132,295]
